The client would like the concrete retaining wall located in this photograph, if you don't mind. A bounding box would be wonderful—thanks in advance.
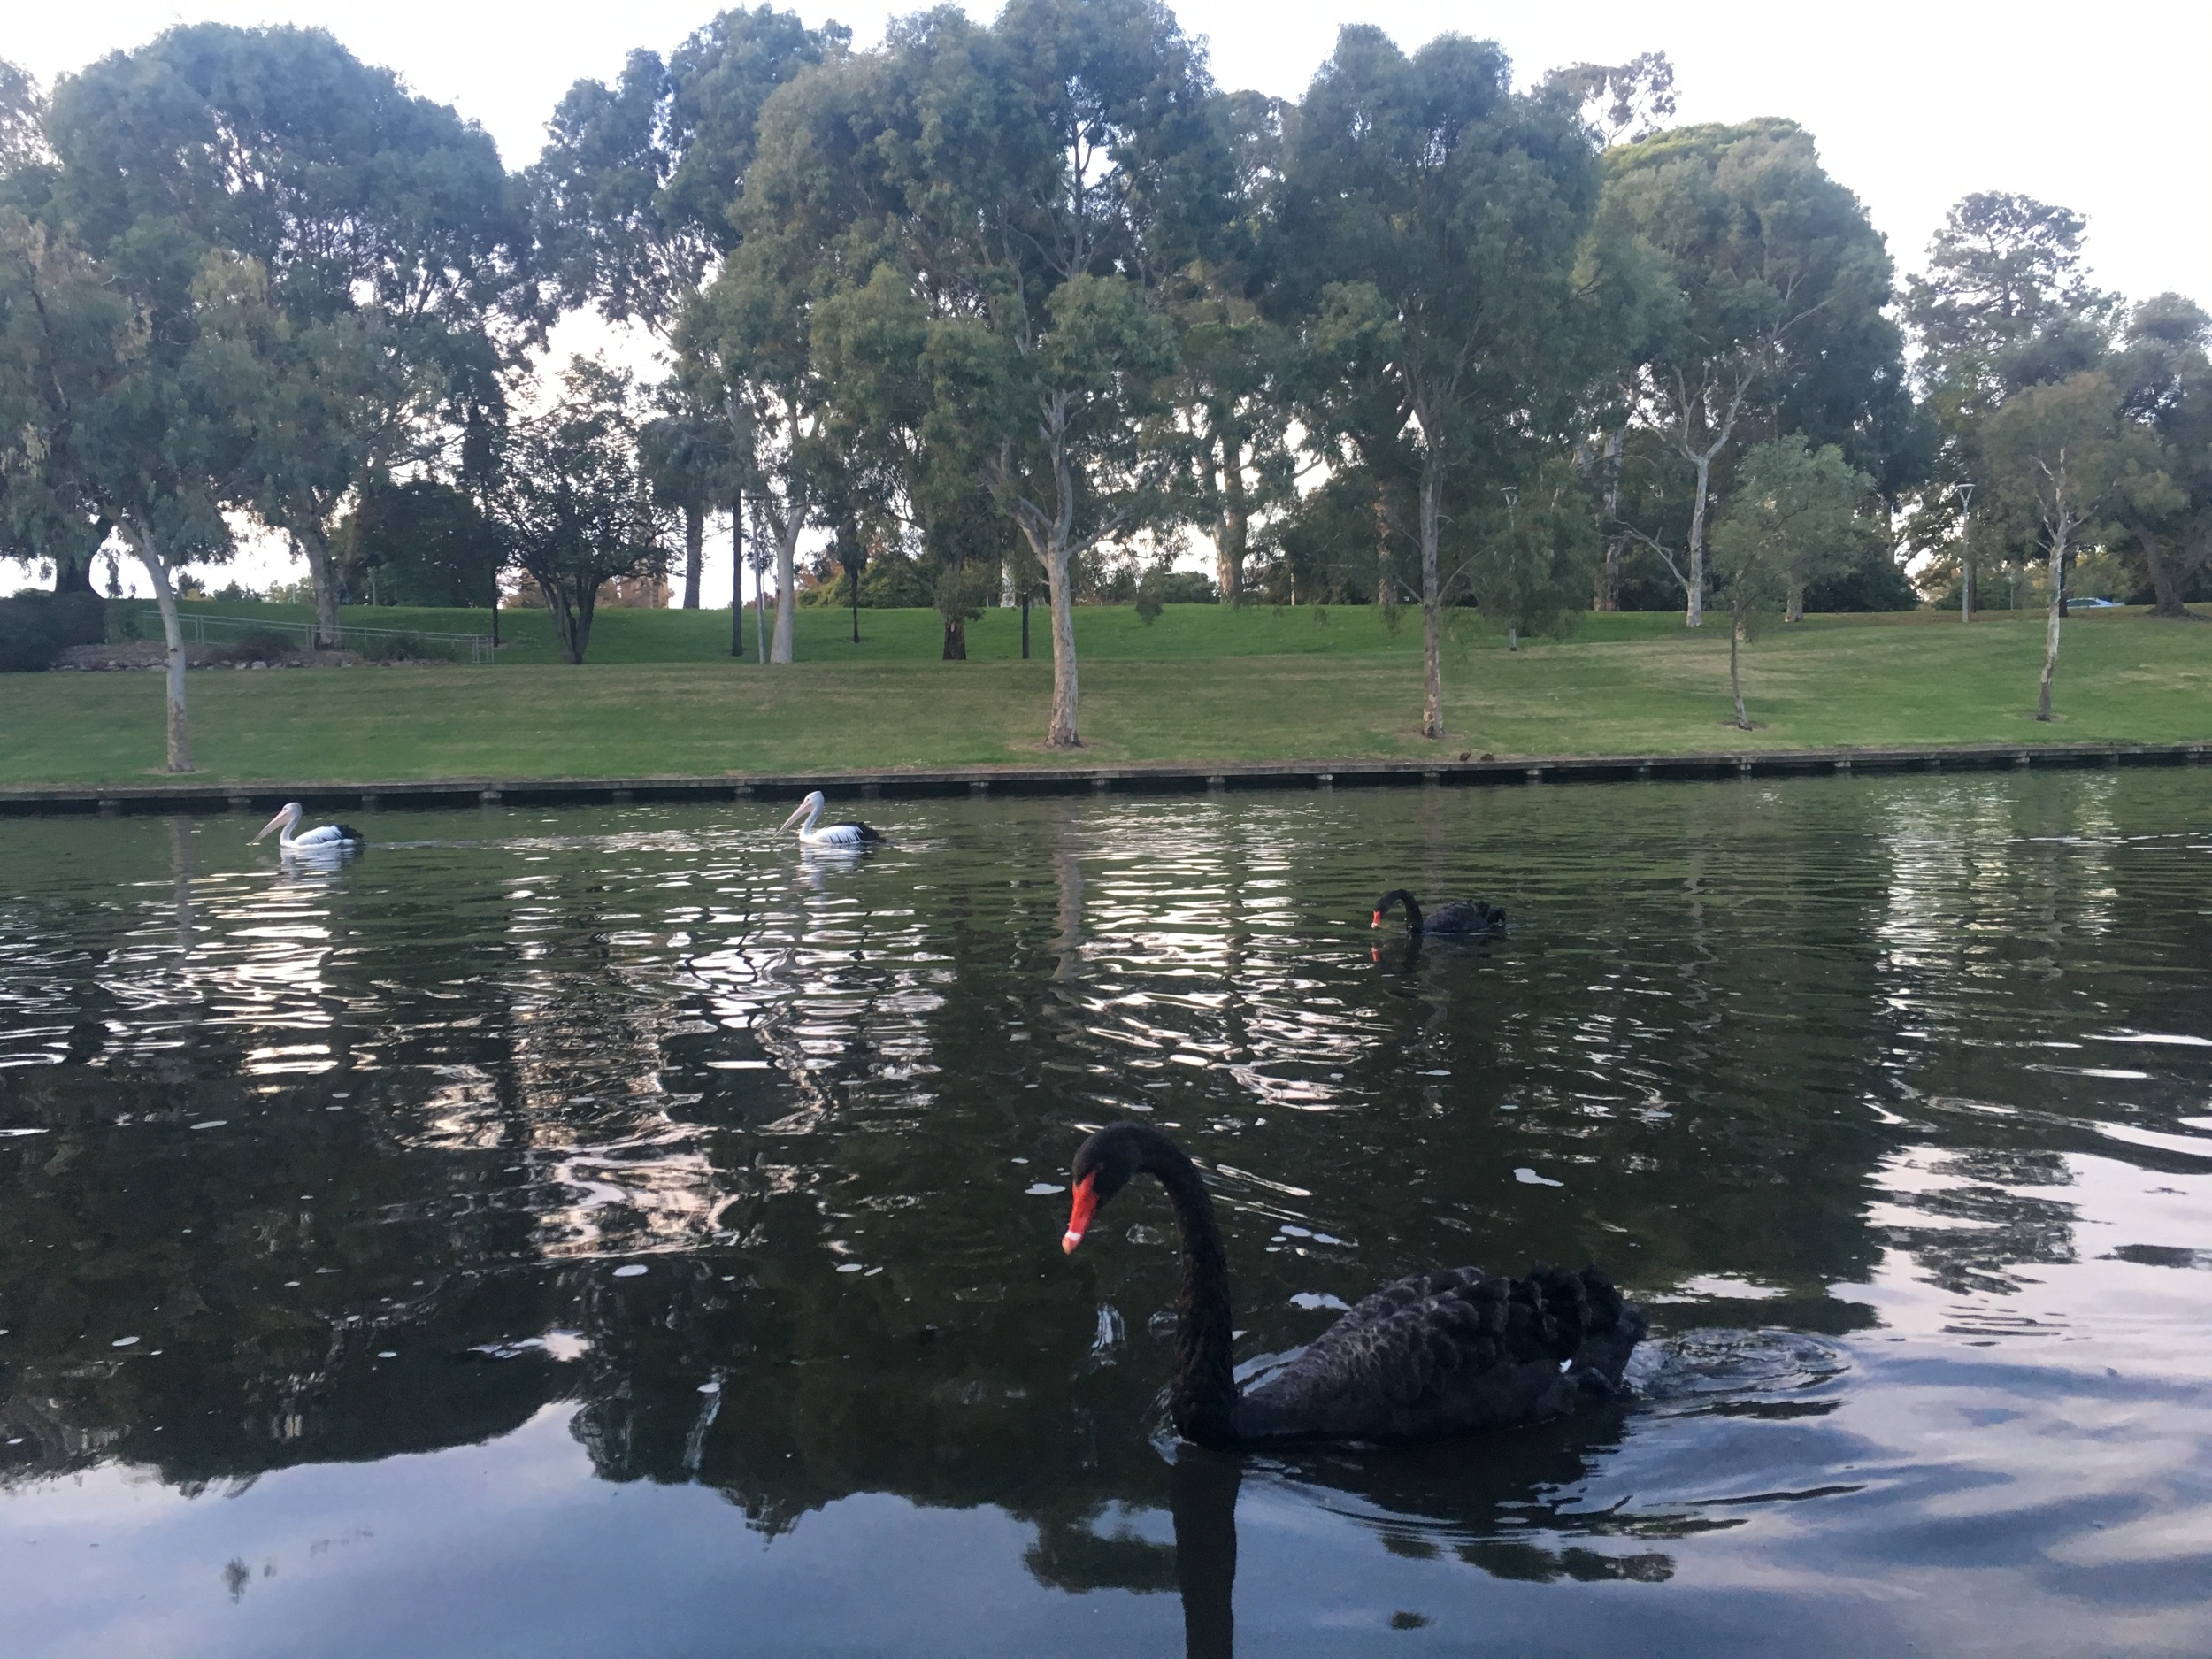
[2,741,2205,819]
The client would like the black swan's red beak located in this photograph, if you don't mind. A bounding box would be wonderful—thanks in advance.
[1370,910,1382,928]
[1063,1172,1099,1254]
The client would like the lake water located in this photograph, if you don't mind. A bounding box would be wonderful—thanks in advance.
[1,774,2208,1657]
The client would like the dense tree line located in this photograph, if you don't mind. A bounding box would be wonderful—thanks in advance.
[1,4,2204,766]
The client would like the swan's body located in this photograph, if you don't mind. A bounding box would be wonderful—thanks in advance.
[1063,1123,1644,1448]
[1373,888,1506,936]
[779,790,883,848]
[252,802,364,855]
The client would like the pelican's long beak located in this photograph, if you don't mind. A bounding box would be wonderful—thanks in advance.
[779,803,809,832]
[252,808,290,843]
[1062,1172,1099,1254]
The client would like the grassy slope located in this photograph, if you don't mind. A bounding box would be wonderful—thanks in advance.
[10,603,2207,786]
[139,595,1706,662]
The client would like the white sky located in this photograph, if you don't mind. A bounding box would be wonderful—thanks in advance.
[10,0,2208,603]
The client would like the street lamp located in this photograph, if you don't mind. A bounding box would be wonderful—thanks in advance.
[1952,480,1975,623]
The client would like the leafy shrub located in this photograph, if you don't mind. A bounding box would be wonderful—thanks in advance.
[1801,551,1920,612]
[1134,566,1166,626]
[210,627,299,664]
[357,631,457,663]
[800,551,939,609]
[0,591,108,672]
[1154,571,1217,605]
[1102,565,1217,611]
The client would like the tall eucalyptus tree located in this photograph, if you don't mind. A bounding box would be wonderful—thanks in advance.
[1902,192,2119,612]
[0,210,262,770]
[1596,120,1892,626]
[733,0,1217,740]
[2108,295,2210,618]
[534,7,835,632]
[1278,27,1603,738]
[42,25,534,646]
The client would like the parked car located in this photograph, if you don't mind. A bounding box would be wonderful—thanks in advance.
[2071,596,2124,608]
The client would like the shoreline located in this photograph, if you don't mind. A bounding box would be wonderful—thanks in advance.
[3,739,2204,818]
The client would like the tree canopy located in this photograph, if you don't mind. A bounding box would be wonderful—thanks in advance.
[1,11,2201,752]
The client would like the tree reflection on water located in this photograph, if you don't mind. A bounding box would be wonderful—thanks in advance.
[0,775,2208,1652]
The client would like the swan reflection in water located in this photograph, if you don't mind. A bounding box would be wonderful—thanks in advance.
[1104,1329,1847,1656]
[1065,1405,1655,1657]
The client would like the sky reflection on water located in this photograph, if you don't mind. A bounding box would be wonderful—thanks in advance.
[0,772,2208,1656]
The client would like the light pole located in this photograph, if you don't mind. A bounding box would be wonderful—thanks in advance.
[1952,480,1975,623]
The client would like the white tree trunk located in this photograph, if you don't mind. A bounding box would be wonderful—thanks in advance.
[1685,449,1711,629]
[1043,536,1079,748]
[1730,601,1751,730]
[2036,522,2069,722]
[1213,430,1248,606]
[982,405,1088,749]
[1418,461,1444,741]
[771,512,800,664]
[1595,426,1624,611]
[1673,369,1753,631]
[296,517,343,649]
[123,523,192,773]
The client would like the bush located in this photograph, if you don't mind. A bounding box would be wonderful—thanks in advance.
[208,627,300,664]
[1802,550,1919,612]
[1154,571,1217,605]
[1102,565,1217,609]
[801,552,940,609]
[0,591,108,672]
[357,631,448,663]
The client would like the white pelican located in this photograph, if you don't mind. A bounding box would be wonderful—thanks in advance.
[779,790,883,848]
[252,802,365,855]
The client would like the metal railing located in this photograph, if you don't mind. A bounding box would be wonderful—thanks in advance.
[135,607,495,665]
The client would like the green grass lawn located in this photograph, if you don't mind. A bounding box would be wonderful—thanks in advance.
[10,603,2208,786]
[140,593,1717,663]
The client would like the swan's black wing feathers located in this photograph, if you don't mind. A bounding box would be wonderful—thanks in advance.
[1230,1265,1643,1444]
[1418,900,1506,934]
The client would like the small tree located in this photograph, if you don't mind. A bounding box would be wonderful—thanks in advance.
[1468,465,1601,651]
[493,360,668,664]
[2108,294,2211,619]
[1983,373,2176,720]
[1709,437,1878,730]
[638,378,735,609]
[340,475,504,608]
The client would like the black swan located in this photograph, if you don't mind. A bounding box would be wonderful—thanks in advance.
[1061,1123,1645,1448]
[1373,889,1505,936]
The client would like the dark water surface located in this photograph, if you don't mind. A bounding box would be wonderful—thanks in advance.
[2,775,2208,1657]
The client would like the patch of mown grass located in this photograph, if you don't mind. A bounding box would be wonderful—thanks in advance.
[7,605,2204,787]
[151,597,1716,664]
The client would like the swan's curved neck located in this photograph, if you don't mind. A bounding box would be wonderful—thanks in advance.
[1394,891,1423,932]
[1144,1138,1239,1447]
